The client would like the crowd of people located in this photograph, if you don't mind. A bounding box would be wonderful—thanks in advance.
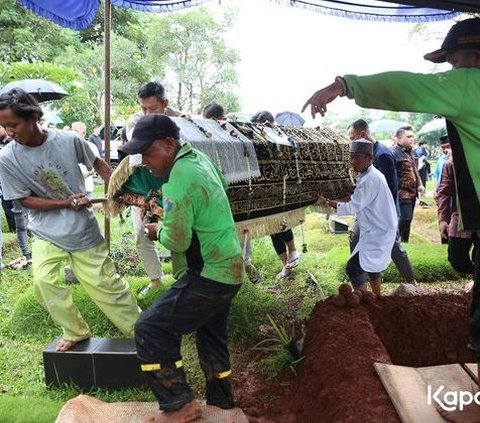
[0,16,479,423]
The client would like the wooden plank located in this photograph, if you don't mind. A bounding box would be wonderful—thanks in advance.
[418,363,477,394]
[464,363,478,383]
[375,363,446,423]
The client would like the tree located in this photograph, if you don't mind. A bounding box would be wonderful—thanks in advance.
[79,2,148,48]
[55,34,155,125]
[147,7,240,114]
[0,61,97,130]
[0,0,82,62]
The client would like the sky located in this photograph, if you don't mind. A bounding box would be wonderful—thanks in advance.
[206,0,457,126]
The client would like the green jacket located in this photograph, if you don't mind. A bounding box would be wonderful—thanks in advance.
[344,69,480,231]
[159,142,244,285]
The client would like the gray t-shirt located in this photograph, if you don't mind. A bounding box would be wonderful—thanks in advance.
[0,129,104,251]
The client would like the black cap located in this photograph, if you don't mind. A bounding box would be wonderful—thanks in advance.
[349,138,373,155]
[119,114,180,154]
[424,18,480,63]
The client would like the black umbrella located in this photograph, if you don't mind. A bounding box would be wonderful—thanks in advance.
[0,79,69,102]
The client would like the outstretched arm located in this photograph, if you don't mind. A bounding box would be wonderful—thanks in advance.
[302,78,346,118]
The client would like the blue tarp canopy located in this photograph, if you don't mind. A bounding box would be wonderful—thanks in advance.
[18,0,479,30]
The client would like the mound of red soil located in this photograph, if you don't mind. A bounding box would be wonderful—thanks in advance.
[239,293,474,423]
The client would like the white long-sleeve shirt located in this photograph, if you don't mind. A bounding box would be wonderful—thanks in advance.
[337,165,397,273]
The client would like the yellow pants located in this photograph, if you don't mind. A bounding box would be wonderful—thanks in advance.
[32,239,141,342]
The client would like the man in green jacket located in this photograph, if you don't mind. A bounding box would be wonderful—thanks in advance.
[303,17,480,422]
[119,114,243,423]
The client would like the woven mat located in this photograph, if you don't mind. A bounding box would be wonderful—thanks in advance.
[56,395,249,423]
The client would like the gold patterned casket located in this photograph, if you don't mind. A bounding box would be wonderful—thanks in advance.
[107,118,354,238]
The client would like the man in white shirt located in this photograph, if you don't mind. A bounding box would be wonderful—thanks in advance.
[317,139,397,295]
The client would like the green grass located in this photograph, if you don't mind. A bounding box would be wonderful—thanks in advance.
[0,396,63,423]
[324,242,462,284]
[0,197,472,421]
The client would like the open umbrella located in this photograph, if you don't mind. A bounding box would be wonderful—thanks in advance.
[0,79,69,102]
[368,119,406,134]
[418,118,446,135]
[275,111,305,127]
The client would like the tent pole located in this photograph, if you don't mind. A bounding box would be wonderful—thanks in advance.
[104,0,112,250]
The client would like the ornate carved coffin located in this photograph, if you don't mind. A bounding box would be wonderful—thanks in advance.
[107,118,354,238]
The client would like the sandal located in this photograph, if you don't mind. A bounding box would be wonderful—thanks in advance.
[286,252,301,269]
[8,256,31,270]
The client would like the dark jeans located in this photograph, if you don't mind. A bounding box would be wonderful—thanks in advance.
[418,165,429,188]
[135,272,241,412]
[345,252,380,287]
[398,198,416,243]
[12,201,31,259]
[448,236,476,274]
[270,230,294,255]
[350,221,415,282]
[1,197,15,232]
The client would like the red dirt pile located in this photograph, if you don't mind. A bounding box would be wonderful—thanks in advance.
[244,293,474,423]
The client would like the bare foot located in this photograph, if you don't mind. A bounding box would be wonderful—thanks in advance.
[439,402,480,422]
[56,339,78,352]
[145,401,202,423]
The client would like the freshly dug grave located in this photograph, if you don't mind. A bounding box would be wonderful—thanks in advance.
[239,293,475,423]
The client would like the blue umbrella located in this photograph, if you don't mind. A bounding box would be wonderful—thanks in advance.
[275,111,305,127]
[0,79,69,102]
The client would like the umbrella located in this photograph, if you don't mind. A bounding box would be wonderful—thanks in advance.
[0,79,69,102]
[275,111,305,127]
[44,111,63,125]
[368,119,406,134]
[418,118,446,135]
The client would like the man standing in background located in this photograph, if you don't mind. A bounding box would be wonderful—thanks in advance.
[391,126,425,242]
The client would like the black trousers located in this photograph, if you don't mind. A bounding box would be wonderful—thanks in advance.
[270,230,294,255]
[1,197,15,232]
[467,235,480,360]
[135,272,241,412]
[448,236,476,274]
[398,198,416,243]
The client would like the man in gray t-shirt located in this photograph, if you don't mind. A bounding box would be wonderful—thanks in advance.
[0,88,141,352]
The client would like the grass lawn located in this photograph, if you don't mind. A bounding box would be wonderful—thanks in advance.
[0,184,470,422]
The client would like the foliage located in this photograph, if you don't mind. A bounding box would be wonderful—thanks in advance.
[55,34,154,126]
[0,0,82,63]
[79,3,149,48]
[146,7,241,114]
[253,314,303,378]
[0,61,98,130]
